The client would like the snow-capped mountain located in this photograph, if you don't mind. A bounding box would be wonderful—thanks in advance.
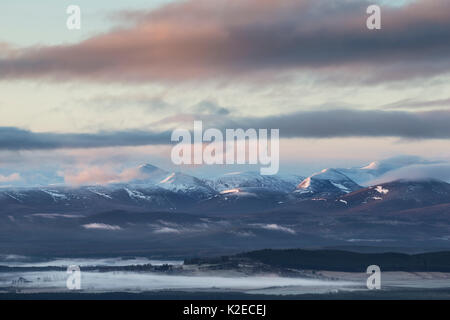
[127,164,215,196]
[207,171,303,193]
[292,156,435,199]
[134,164,171,183]
[295,168,361,198]
[156,172,215,195]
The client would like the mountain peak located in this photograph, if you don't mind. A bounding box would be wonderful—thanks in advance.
[296,168,361,196]
[311,168,350,181]
[361,161,379,170]
[138,164,162,172]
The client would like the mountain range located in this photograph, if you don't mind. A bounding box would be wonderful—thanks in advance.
[1,157,449,214]
[1,157,449,257]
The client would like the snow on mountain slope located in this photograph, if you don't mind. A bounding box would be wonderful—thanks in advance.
[208,171,303,193]
[40,189,69,202]
[295,168,361,198]
[157,172,215,195]
[125,164,214,195]
[124,188,153,201]
[2,158,446,214]
[87,187,113,199]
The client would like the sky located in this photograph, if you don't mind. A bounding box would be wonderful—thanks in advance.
[0,0,449,186]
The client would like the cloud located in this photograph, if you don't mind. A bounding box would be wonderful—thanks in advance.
[1,109,450,153]
[63,166,143,186]
[0,173,21,183]
[81,94,172,112]
[30,214,83,219]
[382,97,450,109]
[63,167,117,186]
[370,163,450,184]
[0,127,171,150]
[233,109,450,139]
[81,95,231,117]
[82,223,122,231]
[260,224,296,234]
[0,0,449,83]
[192,100,230,115]
[153,227,181,234]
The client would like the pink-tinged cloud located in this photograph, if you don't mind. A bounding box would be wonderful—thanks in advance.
[63,166,143,186]
[0,173,21,183]
[0,0,449,83]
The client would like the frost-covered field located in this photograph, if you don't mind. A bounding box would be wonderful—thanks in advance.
[0,270,359,294]
[0,256,359,295]
[1,256,450,296]
[3,269,450,296]
[318,271,450,289]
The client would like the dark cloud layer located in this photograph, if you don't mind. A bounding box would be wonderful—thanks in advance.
[0,0,449,83]
[0,127,171,150]
[234,109,450,139]
[1,109,449,150]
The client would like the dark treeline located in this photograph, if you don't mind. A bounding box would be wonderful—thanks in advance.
[0,264,175,273]
[186,249,450,272]
[239,249,450,272]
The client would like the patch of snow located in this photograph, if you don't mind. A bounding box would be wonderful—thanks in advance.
[41,189,68,202]
[375,186,389,194]
[5,193,22,202]
[220,188,240,194]
[361,161,379,170]
[124,188,152,201]
[224,172,243,176]
[298,177,311,189]
[211,171,300,193]
[331,182,351,193]
[88,189,112,199]
[294,189,313,194]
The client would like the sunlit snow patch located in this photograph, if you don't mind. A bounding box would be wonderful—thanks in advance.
[375,186,389,194]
